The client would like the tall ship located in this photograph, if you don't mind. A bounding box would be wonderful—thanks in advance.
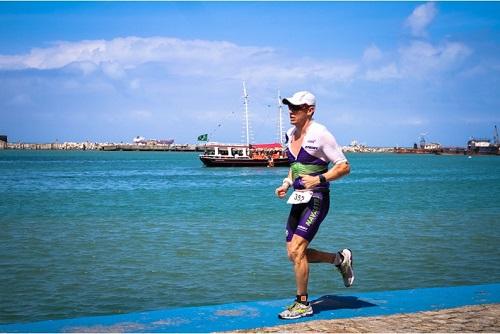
[199,83,290,167]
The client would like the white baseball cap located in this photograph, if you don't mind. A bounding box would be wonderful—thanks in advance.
[282,91,316,106]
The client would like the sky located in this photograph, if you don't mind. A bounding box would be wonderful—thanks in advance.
[0,2,499,147]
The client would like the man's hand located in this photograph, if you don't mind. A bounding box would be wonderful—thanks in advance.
[299,174,320,189]
[275,184,289,199]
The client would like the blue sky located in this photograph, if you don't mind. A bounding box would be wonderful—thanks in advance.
[0,2,499,146]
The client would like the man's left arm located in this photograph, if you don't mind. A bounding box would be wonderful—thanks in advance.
[300,161,350,189]
[300,129,350,189]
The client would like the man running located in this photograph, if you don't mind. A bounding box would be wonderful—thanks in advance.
[275,91,354,320]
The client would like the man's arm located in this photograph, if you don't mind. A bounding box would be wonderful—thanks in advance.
[275,169,293,198]
[323,161,350,182]
[300,161,350,189]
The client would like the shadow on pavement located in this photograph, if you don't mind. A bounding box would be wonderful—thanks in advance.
[311,295,377,314]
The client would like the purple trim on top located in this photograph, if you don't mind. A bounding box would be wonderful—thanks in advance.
[286,147,328,166]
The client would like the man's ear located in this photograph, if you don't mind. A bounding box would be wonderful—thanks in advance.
[308,106,316,117]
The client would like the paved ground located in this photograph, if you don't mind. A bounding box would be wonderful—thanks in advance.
[2,284,499,332]
[237,303,500,333]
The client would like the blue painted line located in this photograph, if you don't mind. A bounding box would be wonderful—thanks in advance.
[1,283,499,333]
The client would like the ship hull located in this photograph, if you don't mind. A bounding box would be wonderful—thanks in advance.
[466,146,499,155]
[199,156,290,167]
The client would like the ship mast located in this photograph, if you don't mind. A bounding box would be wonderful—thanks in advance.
[278,90,284,145]
[243,81,250,147]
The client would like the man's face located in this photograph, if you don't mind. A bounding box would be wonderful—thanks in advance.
[288,104,314,126]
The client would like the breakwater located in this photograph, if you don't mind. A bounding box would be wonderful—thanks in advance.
[1,140,499,155]
[0,142,204,152]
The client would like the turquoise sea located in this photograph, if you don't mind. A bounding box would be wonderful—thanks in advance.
[1,150,499,324]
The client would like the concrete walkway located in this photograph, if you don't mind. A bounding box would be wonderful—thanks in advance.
[238,303,500,332]
[0,283,499,332]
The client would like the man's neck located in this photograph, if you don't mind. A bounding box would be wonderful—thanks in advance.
[295,119,313,134]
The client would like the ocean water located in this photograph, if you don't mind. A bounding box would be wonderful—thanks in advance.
[0,150,499,324]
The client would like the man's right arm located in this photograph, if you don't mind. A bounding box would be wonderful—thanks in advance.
[275,169,293,199]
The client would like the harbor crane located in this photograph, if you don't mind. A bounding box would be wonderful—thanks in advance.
[419,132,428,149]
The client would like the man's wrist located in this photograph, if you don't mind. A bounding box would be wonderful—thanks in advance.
[283,177,293,188]
[318,174,327,184]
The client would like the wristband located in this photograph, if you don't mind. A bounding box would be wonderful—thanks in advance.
[318,174,327,184]
[282,178,293,187]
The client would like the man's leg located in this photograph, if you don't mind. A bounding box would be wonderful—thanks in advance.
[278,234,314,320]
[287,234,310,295]
[306,248,337,264]
[306,247,355,287]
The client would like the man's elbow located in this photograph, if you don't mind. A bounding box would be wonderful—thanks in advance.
[342,162,351,176]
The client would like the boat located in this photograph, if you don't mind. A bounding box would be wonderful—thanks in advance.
[199,142,289,167]
[199,83,290,167]
[466,138,499,155]
[465,126,500,156]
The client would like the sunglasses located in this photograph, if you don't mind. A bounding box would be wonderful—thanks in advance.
[288,104,310,113]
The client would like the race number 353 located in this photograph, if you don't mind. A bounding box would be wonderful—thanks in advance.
[293,192,305,202]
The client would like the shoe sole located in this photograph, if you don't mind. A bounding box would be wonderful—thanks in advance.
[278,311,314,320]
[345,248,354,287]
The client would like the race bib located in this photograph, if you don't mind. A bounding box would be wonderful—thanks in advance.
[287,190,313,205]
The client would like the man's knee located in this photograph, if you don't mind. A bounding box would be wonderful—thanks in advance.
[287,245,307,263]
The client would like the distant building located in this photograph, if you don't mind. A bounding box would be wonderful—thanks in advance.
[133,136,146,144]
[132,136,174,145]
[0,135,7,143]
[424,143,441,150]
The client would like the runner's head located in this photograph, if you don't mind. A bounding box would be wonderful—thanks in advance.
[282,91,316,108]
[283,91,316,124]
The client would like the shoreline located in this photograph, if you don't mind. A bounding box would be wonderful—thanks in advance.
[1,139,498,155]
[0,144,487,155]
[3,141,499,155]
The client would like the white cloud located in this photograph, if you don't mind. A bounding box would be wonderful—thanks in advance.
[363,45,383,64]
[363,40,471,81]
[0,36,358,83]
[365,63,401,81]
[405,2,437,37]
[458,59,500,78]
[101,61,126,79]
[0,37,273,79]
[399,40,471,77]
[63,61,99,76]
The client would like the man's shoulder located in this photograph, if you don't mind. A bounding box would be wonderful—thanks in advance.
[310,121,331,136]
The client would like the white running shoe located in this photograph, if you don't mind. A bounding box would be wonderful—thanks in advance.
[278,301,313,320]
[336,248,354,287]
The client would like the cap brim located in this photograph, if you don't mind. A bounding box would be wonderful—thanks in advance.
[282,98,296,106]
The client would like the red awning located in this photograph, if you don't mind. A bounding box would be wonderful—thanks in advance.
[250,143,283,149]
